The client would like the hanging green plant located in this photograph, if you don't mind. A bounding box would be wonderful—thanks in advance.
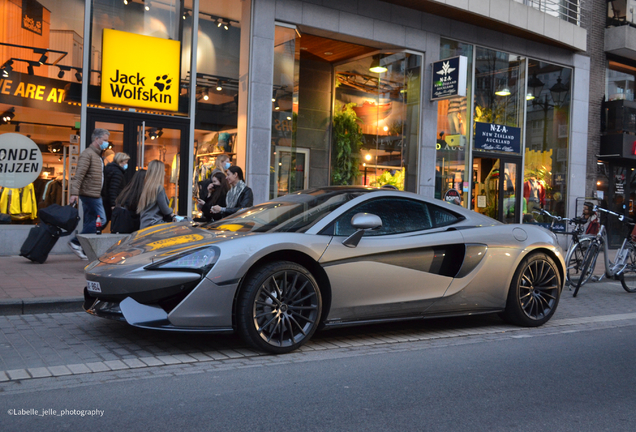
[331,103,363,185]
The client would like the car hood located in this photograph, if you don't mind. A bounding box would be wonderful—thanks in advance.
[97,221,252,266]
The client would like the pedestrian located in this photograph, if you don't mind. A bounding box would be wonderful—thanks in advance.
[197,172,229,222]
[197,154,231,199]
[111,169,146,233]
[102,152,130,229]
[211,165,253,218]
[68,128,110,260]
[137,160,177,229]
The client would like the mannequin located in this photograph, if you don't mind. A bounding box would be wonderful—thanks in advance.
[524,176,545,213]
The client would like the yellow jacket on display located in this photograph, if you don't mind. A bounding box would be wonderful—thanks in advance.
[0,184,38,220]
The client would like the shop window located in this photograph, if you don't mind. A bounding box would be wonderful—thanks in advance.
[333,52,421,192]
[435,39,473,208]
[1,0,84,225]
[524,61,571,221]
[190,0,241,219]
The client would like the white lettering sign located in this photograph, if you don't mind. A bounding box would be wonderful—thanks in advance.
[0,133,43,188]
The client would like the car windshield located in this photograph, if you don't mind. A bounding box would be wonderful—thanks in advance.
[201,189,369,233]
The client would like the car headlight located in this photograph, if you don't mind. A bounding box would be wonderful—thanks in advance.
[145,246,220,275]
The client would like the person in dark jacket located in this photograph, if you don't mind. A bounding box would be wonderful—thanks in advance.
[102,152,130,228]
[111,169,146,233]
[211,165,253,218]
[197,172,230,222]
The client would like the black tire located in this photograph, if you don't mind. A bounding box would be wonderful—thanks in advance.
[501,253,562,327]
[565,239,590,287]
[573,242,599,298]
[620,244,636,293]
[237,261,322,354]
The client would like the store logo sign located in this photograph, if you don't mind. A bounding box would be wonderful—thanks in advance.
[0,134,42,188]
[22,0,43,35]
[431,56,467,100]
[101,30,180,111]
[475,122,521,153]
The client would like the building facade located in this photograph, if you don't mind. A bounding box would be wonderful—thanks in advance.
[0,0,590,255]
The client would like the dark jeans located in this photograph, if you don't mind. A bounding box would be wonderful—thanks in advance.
[70,196,106,245]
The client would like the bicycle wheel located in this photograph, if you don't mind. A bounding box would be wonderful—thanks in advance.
[565,238,591,287]
[620,243,636,293]
[573,241,599,297]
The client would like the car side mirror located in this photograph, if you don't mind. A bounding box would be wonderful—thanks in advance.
[342,213,382,248]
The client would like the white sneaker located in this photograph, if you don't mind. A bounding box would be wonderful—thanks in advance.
[68,241,88,260]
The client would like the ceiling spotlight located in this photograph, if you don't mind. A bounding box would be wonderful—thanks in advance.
[216,82,223,91]
[217,19,229,30]
[2,108,15,123]
[203,88,209,101]
[75,70,82,82]
[0,60,13,78]
[182,10,190,20]
[274,99,280,110]
[37,53,47,65]
[123,0,128,4]
[144,1,150,11]
[27,64,34,75]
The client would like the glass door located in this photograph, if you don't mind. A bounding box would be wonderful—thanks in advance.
[86,110,189,215]
[472,156,521,223]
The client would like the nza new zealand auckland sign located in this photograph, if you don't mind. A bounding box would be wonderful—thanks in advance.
[475,122,521,153]
[101,29,180,111]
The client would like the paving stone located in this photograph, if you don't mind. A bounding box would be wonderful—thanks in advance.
[103,360,128,370]
[85,362,111,373]
[6,369,30,380]
[0,371,9,381]
[172,354,197,363]
[155,355,182,365]
[122,358,147,369]
[47,365,73,376]
[27,367,52,378]
[137,357,165,367]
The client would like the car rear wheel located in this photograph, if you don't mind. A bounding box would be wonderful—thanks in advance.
[237,261,322,354]
[501,253,562,327]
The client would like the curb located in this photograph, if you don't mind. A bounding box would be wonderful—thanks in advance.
[0,297,84,315]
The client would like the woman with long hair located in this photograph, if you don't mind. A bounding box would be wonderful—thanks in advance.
[197,172,230,222]
[212,165,253,218]
[137,160,176,229]
[110,169,146,233]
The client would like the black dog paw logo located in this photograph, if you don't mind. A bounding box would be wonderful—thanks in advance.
[154,75,172,92]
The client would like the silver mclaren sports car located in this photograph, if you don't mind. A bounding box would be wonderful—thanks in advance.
[84,187,565,353]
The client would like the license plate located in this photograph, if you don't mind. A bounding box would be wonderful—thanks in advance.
[87,281,102,293]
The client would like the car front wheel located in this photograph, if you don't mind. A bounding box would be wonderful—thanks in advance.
[501,253,562,327]
[237,261,322,354]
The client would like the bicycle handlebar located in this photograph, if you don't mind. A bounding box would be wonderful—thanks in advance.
[532,208,580,224]
[593,206,634,224]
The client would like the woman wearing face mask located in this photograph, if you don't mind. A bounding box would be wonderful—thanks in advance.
[211,165,253,218]
[197,172,230,222]
[101,152,130,229]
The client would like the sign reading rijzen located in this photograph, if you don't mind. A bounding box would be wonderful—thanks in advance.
[101,29,180,111]
[0,134,43,188]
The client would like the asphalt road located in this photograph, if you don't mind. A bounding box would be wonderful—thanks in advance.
[2,322,635,432]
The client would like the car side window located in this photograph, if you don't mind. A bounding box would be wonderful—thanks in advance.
[334,198,433,236]
[428,203,461,227]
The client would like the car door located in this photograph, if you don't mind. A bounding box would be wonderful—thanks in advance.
[319,197,466,322]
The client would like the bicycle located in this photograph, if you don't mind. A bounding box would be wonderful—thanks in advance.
[532,209,592,287]
[573,206,636,297]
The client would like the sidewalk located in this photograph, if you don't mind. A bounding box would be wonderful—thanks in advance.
[0,254,86,314]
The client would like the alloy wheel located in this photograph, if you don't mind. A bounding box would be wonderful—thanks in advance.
[519,259,559,320]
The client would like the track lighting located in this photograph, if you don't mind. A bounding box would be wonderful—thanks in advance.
[203,88,209,101]
[27,64,34,75]
[216,82,223,91]
[0,60,13,78]
[1,108,15,124]
[75,70,82,82]
[123,0,128,5]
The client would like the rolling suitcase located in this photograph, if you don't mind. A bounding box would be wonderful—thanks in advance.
[19,223,61,264]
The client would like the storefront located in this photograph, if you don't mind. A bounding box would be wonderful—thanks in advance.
[0,0,589,255]
[434,38,573,225]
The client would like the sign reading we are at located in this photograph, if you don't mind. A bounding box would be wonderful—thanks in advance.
[101,29,180,112]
